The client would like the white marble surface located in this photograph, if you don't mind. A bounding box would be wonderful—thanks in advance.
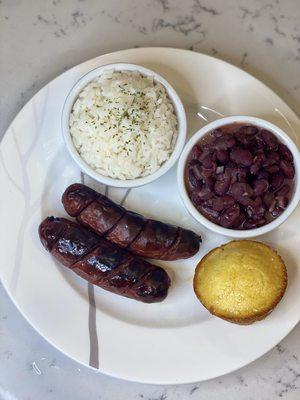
[0,0,300,399]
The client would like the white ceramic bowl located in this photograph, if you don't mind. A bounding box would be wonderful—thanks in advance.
[62,63,187,188]
[177,116,300,238]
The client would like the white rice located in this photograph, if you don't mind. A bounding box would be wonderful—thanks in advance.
[69,70,178,180]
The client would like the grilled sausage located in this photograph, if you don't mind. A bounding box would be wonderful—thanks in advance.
[62,184,201,260]
[39,217,170,303]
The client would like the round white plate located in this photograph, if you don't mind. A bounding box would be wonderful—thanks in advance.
[1,47,299,385]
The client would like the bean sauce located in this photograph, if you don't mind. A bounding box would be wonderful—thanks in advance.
[185,123,295,230]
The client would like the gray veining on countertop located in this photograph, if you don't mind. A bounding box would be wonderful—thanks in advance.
[0,0,300,399]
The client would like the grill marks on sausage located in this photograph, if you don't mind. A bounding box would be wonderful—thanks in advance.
[106,211,146,248]
[39,217,170,303]
[106,258,151,294]
[129,220,179,259]
[163,228,200,260]
[61,184,98,217]
[62,184,201,260]
[72,240,132,283]
[77,195,125,236]
[133,267,171,302]
[49,218,101,267]
[38,216,68,251]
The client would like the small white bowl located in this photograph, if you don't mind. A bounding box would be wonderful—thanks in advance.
[177,116,300,238]
[62,63,187,188]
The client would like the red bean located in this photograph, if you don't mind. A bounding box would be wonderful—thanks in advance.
[198,148,211,162]
[202,155,213,169]
[202,165,217,180]
[257,170,269,180]
[276,195,289,209]
[230,147,253,167]
[208,195,235,212]
[235,133,255,148]
[188,169,201,188]
[224,163,235,180]
[216,149,229,164]
[214,173,231,195]
[255,133,265,149]
[198,204,219,222]
[227,164,248,183]
[189,159,200,168]
[278,143,293,162]
[232,211,247,228]
[270,206,283,218]
[192,183,213,203]
[235,166,248,182]
[263,151,280,167]
[229,182,253,203]
[250,151,265,175]
[276,184,290,197]
[244,218,266,229]
[241,125,259,135]
[250,162,260,175]
[268,198,277,213]
[191,162,203,181]
[246,197,266,220]
[191,145,202,160]
[261,129,278,150]
[186,124,295,231]
[265,165,280,174]
[214,135,236,151]
[191,191,201,207]
[202,178,214,197]
[263,192,275,208]
[193,161,217,181]
[253,179,269,196]
[211,129,223,138]
[219,204,240,228]
[240,197,253,206]
[270,171,284,191]
[235,126,258,147]
[280,159,295,179]
[268,151,280,163]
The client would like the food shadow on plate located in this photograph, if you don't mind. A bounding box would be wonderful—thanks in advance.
[56,256,211,329]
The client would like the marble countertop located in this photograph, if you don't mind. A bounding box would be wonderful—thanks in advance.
[0,0,300,399]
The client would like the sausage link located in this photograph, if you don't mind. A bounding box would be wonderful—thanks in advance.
[39,217,170,303]
[62,184,201,260]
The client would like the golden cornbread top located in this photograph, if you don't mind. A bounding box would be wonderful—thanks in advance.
[194,241,287,319]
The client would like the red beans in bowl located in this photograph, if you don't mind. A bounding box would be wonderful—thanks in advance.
[185,124,295,230]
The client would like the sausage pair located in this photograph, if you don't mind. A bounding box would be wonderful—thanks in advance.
[62,183,201,260]
[39,183,201,303]
[39,217,170,303]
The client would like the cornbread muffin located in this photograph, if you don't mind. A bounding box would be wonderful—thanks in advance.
[194,241,287,324]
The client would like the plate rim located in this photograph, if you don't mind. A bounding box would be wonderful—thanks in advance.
[1,46,299,385]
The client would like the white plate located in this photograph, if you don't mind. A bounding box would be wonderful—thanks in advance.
[1,47,300,385]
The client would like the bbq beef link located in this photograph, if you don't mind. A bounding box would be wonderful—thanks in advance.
[39,217,170,303]
[62,183,201,260]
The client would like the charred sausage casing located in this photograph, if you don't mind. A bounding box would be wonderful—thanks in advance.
[62,183,201,260]
[39,217,171,303]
